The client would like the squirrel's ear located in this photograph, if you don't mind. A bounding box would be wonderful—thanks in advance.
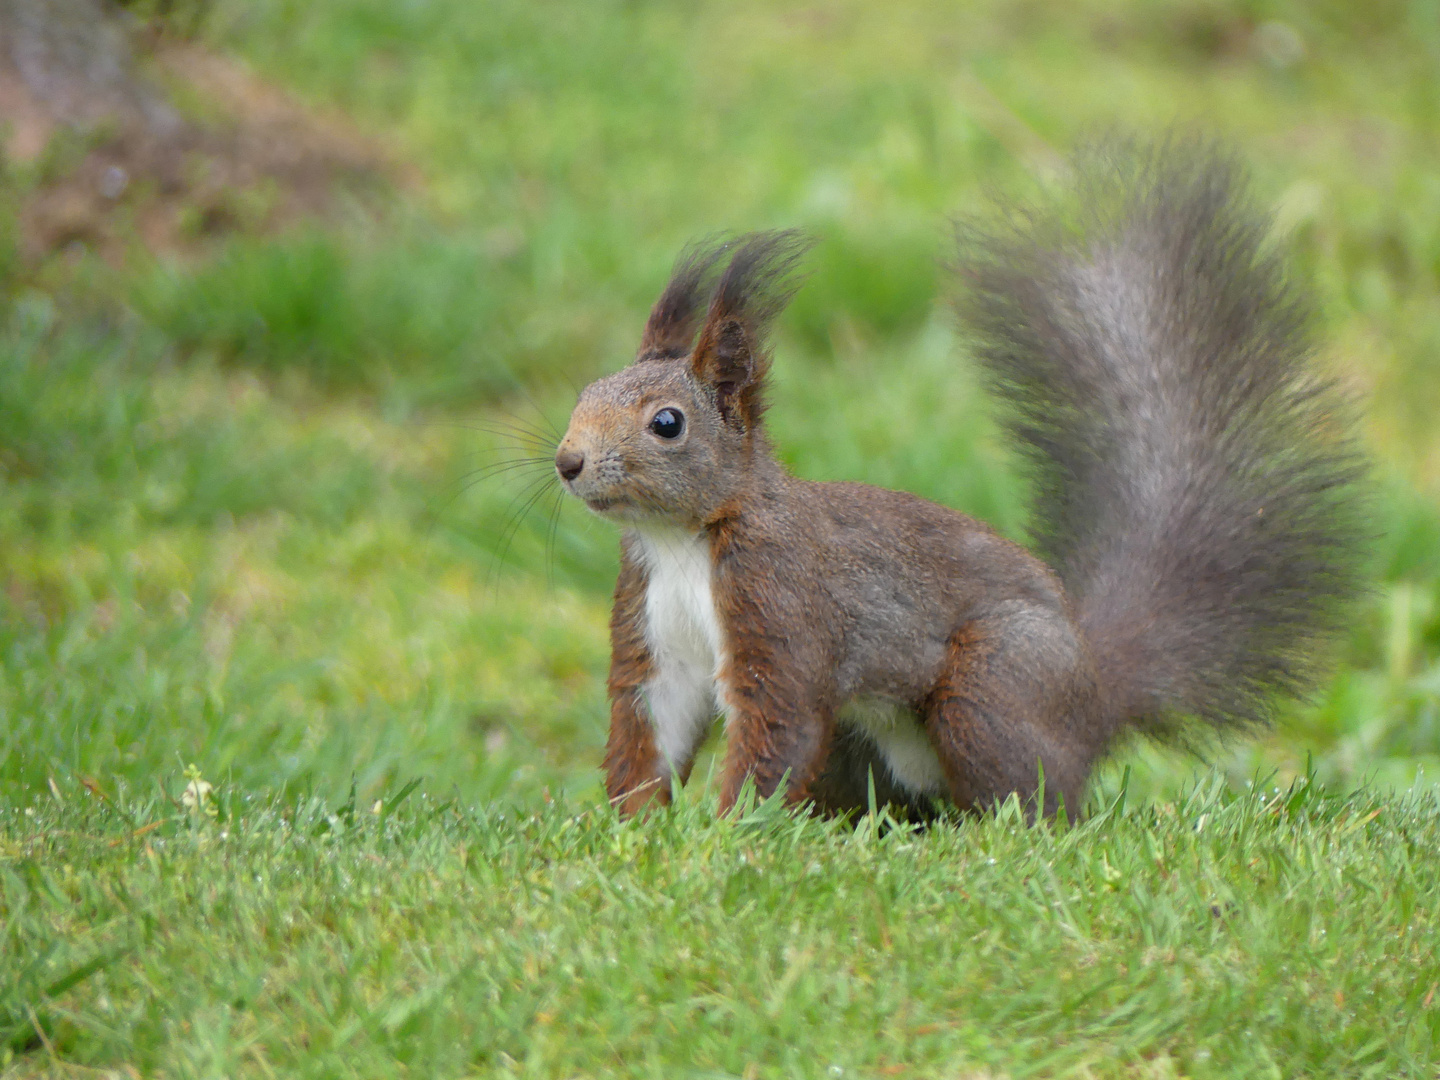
[689,230,812,429]
[636,239,730,361]
[691,317,758,427]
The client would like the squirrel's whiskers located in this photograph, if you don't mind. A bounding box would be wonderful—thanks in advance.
[422,409,570,597]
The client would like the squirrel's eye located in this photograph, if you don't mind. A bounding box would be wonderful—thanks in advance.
[649,408,685,440]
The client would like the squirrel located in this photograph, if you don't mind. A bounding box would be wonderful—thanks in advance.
[552,137,1365,819]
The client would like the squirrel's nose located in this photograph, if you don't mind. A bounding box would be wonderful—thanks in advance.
[555,449,585,482]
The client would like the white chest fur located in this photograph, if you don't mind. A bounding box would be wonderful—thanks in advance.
[632,527,726,772]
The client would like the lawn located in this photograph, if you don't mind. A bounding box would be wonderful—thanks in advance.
[3,0,1440,1075]
[5,775,1439,1077]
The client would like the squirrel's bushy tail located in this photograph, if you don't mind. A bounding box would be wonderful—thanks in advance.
[954,136,1366,746]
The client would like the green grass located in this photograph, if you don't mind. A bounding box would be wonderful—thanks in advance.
[4,773,1439,1078]
[4,0,1440,1073]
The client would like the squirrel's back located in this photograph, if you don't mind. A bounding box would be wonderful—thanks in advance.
[954,136,1366,747]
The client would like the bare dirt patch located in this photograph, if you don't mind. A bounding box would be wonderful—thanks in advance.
[2,7,415,264]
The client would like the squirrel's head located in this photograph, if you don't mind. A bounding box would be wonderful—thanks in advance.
[556,231,810,529]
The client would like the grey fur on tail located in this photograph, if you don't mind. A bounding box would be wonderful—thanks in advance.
[954,135,1367,744]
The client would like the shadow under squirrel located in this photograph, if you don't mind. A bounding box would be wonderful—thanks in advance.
[554,137,1365,819]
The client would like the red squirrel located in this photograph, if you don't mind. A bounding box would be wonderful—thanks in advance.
[553,138,1364,818]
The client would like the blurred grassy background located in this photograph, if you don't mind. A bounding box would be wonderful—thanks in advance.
[4,0,1440,809]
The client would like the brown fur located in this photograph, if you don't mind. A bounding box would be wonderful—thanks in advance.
[636,240,731,361]
[555,139,1364,820]
[601,543,669,814]
[709,503,838,812]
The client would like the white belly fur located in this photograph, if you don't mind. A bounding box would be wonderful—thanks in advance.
[839,696,948,796]
[633,527,724,771]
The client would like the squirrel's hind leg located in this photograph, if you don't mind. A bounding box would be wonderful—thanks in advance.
[922,607,1101,817]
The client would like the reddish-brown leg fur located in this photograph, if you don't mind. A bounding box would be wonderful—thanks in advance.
[713,623,837,814]
[716,696,835,814]
[922,617,1096,816]
[602,551,673,816]
[603,693,671,815]
[710,521,839,814]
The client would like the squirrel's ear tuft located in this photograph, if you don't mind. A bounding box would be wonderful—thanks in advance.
[691,230,812,429]
[636,238,732,361]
